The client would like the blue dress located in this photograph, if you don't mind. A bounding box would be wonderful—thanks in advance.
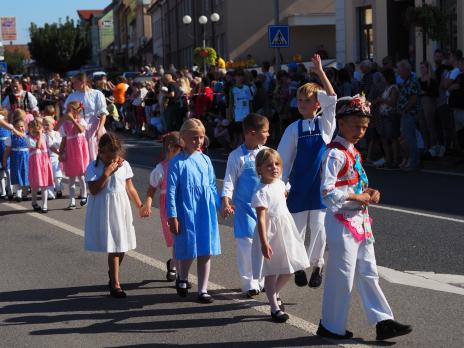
[166,151,221,260]
[9,134,29,186]
[0,127,11,170]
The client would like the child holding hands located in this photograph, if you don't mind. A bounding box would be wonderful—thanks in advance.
[140,131,182,281]
[221,113,269,297]
[166,118,221,303]
[251,148,310,323]
[84,133,143,298]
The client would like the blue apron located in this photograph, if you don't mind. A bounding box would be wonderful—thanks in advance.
[0,127,11,170]
[232,144,261,238]
[287,118,326,213]
[10,134,29,186]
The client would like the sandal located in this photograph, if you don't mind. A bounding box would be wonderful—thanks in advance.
[110,287,127,298]
[175,279,188,297]
[197,292,214,304]
[271,309,289,323]
[166,259,177,282]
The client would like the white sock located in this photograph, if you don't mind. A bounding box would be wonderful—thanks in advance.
[42,187,48,209]
[78,176,87,198]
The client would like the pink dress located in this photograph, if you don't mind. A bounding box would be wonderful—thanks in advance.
[61,119,90,177]
[28,135,54,189]
[149,160,172,247]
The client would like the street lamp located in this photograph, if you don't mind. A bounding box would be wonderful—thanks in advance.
[182,13,220,73]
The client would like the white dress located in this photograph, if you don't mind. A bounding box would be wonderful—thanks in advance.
[84,160,136,253]
[251,179,310,277]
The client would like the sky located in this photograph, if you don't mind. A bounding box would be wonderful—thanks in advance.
[1,0,111,44]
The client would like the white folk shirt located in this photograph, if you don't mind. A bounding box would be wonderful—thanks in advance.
[320,135,365,213]
[2,91,39,113]
[277,90,337,183]
[222,144,266,199]
[64,89,108,123]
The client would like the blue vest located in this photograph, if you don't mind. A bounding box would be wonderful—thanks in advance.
[287,119,326,213]
[232,144,261,238]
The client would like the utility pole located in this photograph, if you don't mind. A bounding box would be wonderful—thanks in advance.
[274,0,281,71]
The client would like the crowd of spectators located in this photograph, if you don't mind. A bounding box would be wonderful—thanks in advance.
[2,48,463,171]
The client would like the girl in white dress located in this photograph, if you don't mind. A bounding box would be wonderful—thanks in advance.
[84,133,143,298]
[251,148,310,323]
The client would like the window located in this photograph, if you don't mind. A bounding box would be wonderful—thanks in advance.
[358,6,374,61]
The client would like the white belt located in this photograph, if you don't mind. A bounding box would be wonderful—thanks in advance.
[11,148,28,152]
[30,149,46,155]
[67,133,85,140]
[0,137,8,141]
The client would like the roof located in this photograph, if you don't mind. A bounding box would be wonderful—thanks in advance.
[77,9,104,21]
[4,45,31,60]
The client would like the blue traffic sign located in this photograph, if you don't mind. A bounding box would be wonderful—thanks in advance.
[0,62,7,73]
[268,25,289,48]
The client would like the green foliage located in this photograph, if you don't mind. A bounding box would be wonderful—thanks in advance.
[193,47,217,67]
[28,17,91,73]
[405,4,448,42]
[5,49,25,75]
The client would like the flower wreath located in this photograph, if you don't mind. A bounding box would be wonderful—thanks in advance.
[336,94,371,117]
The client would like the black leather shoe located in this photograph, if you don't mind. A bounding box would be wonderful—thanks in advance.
[376,319,412,340]
[271,310,289,323]
[308,267,323,288]
[317,321,353,339]
[294,270,308,287]
[166,259,177,282]
[247,289,260,298]
[175,279,188,297]
[110,288,127,298]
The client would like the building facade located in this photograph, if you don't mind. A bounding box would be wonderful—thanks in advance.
[337,0,464,69]
[149,0,336,69]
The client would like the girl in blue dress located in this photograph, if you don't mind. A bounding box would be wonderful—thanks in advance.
[0,110,12,199]
[2,118,29,201]
[166,118,221,304]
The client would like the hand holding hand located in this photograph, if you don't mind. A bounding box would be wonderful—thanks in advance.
[221,202,235,218]
[139,205,152,218]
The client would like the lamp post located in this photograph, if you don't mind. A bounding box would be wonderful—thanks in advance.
[182,13,220,74]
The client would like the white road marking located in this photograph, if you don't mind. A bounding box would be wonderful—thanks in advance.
[404,271,464,288]
[4,202,368,348]
[378,267,464,296]
[370,204,464,224]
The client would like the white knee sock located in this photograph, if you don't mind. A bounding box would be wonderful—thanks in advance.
[78,176,87,198]
[41,187,48,209]
[68,176,76,205]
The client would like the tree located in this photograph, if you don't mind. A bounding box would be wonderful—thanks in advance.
[5,49,25,75]
[28,17,91,74]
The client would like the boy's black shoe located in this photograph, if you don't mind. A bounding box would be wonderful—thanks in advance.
[247,289,260,298]
[317,321,353,339]
[294,270,308,287]
[56,191,63,199]
[376,319,412,340]
[308,267,323,288]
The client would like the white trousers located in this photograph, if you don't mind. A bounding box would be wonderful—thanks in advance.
[321,213,394,335]
[236,237,263,292]
[291,209,326,268]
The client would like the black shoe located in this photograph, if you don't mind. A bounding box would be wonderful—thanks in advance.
[317,321,353,339]
[40,208,48,214]
[32,203,41,211]
[0,194,6,200]
[175,279,188,297]
[294,270,308,287]
[197,292,214,303]
[56,191,63,199]
[166,259,177,282]
[80,197,88,207]
[308,267,323,288]
[110,288,127,298]
[271,310,289,323]
[15,196,22,202]
[376,319,412,340]
[247,289,260,298]
[65,204,76,210]
[7,195,13,201]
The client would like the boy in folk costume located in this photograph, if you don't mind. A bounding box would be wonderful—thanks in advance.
[317,95,412,341]
[277,54,337,288]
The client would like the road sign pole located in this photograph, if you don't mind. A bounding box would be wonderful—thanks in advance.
[274,0,281,72]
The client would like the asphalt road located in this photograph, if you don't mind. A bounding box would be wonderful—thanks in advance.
[1,133,463,348]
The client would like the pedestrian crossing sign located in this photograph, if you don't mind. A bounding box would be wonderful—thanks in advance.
[268,25,289,48]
